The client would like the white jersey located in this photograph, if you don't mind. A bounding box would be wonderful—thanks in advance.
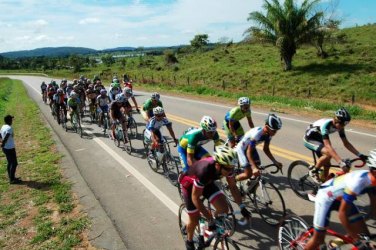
[235,127,271,152]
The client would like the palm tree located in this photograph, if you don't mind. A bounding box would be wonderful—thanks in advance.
[245,0,323,70]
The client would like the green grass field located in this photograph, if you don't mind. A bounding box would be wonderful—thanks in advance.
[0,78,92,249]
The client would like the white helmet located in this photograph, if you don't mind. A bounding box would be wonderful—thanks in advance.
[153,106,164,115]
[238,97,250,106]
[265,114,282,130]
[200,116,217,132]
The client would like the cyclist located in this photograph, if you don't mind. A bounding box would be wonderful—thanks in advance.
[67,92,81,125]
[144,107,178,156]
[304,149,376,250]
[96,89,111,129]
[46,82,56,110]
[40,81,47,99]
[223,97,255,148]
[141,92,163,122]
[304,107,368,182]
[234,114,283,181]
[109,94,128,143]
[122,87,140,115]
[53,88,67,124]
[86,84,98,118]
[109,81,121,102]
[178,116,222,173]
[180,146,251,250]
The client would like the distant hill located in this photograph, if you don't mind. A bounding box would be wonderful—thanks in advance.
[0,47,99,58]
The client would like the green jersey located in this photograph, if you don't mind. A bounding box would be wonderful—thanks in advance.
[142,98,163,111]
[224,106,251,123]
[179,128,221,154]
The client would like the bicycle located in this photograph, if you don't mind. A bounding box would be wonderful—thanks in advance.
[113,121,132,154]
[127,111,138,139]
[178,203,239,249]
[220,163,286,226]
[98,110,111,135]
[287,153,365,202]
[58,106,67,132]
[89,103,97,124]
[142,129,180,187]
[278,214,376,250]
[42,91,47,104]
[71,111,83,137]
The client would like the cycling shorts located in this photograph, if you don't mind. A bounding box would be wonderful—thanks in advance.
[303,137,324,157]
[181,177,224,216]
[235,146,260,168]
[223,120,244,141]
[313,188,363,232]
[178,145,210,173]
[99,105,108,113]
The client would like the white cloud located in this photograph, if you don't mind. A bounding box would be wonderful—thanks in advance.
[79,18,100,25]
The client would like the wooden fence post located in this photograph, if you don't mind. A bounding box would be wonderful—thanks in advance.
[187,76,190,85]
[174,75,176,85]
[222,80,226,90]
[272,85,275,96]
[352,94,355,104]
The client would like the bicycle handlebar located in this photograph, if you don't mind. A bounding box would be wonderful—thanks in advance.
[259,163,283,175]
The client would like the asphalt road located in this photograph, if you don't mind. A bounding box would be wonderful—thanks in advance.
[5,75,376,250]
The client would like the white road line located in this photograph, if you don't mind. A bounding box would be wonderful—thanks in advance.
[22,79,180,216]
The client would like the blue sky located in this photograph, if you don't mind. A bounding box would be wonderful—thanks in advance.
[0,0,375,53]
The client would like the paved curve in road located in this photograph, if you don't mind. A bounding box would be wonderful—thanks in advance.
[6,75,376,250]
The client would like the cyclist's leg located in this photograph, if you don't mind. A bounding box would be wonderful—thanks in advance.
[305,191,338,250]
[204,182,229,216]
[346,203,370,240]
[181,184,200,242]
[194,146,210,160]
[235,147,260,181]
[178,146,189,173]
[223,120,235,147]
[119,115,128,142]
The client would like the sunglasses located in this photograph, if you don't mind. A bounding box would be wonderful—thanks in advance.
[339,121,349,126]
[155,114,164,118]
[221,166,233,172]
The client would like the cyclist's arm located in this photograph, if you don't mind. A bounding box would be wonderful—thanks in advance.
[110,109,116,121]
[192,184,213,221]
[263,140,282,167]
[323,138,342,163]
[166,125,178,142]
[131,96,139,110]
[187,152,195,168]
[226,175,242,205]
[369,191,376,219]
[246,116,255,129]
[228,120,237,138]
[338,194,368,240]
[340,135,361,157]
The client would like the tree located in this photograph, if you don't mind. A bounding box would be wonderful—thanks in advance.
[101,54,115,67]
[190,34,209,50]
[68,54,85,73]
[245,0,323,70]
[164,49,178,65]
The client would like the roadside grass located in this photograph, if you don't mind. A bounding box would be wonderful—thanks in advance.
[0,78,93,249]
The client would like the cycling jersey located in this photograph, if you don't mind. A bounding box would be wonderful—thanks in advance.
[109,101,124,120]
[305,118,346,141]
[147,116,172,132]
[224,106,251,123]
[180,157,225,214]
[97,95,110,108]
[67,97,80,108]
[53,94,66,104]
[178,128,221,172]
[313,170,376,231]
[41,83,47,91]
[142,98,163,112]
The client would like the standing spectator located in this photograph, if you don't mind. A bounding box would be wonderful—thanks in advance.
[0,115,20,184]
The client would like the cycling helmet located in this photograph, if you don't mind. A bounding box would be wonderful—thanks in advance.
[153,106,164,115]
[73,79,78,84]
[70,91,77,98]
[113,79,119,84]
[113,82,120,89]
[57,88,64,94]
[42,81,45,84]
[62,78,67,83]
[368,149,376,169]
[200,116,217,132]
[238,97,250,106]
[116,93,125,103]
[335,107,351,123]
[124,87,132,96]
[88,84,94,89]
[151,92,160,100]
[214,146,238,167]
[80,75,85,79]
[100,89,107,95]
[265,114,282,130]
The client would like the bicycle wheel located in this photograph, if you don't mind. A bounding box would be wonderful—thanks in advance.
[124,130,132,154]
[278,215,311,250]
[213,236,240,250]
[128,117,138,138]
[147,149,159,172]
[288,160,319,201]
[163,153,180,187]
[251,180,286,226]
